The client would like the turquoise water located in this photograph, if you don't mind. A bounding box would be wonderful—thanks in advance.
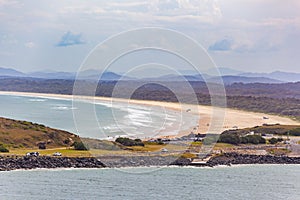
[0,165,299,200]
[0,94,197,139]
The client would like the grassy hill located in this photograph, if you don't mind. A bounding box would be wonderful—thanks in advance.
[0,117,121,152]
[0,117,82,149]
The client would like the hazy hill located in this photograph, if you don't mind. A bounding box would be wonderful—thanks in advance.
[0,67,299,83]
[208,75,283,85]
[205,67,244,76]
[240,71,300,82]
[29,71,75,79]
[0,67,26,77]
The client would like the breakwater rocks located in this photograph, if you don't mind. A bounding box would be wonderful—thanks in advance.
[0,156,105,171]
[207,153,300,166]
[1,153,300,171]
[98,156,191,168]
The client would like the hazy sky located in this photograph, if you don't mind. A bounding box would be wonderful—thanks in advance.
[0,0,300,73]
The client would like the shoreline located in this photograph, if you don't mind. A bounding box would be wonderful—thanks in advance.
[1,153,300,171]
[0,91,299,137]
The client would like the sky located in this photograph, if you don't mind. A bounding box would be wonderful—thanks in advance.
[0,0,300,73]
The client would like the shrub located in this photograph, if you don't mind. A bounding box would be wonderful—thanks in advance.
[73,141,89,150]
[269,137,279,144]
[219,134,240,145]
[242,135,266,144]
[64,139,70,144]
[115,137,144,146]
[218,134,266,145]
[0,144,9,152]
[290,128,300,136]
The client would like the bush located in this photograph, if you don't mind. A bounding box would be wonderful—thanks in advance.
[290,128,300,136]
[269,137,279,144]
[0,144,9,152]
[73,141,89,150]
[218,134,266,145]
[219,134,240,145]
[242,135,266,144]
[115,137,144,146]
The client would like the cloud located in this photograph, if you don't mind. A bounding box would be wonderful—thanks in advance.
[208,38,232,51]
[24,42,35,48]
[56,31,85,47]
[0,0,20,7]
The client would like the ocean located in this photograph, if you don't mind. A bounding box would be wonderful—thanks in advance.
[0,94,197,139]
[0,165,299,200]
[0,94,299,199]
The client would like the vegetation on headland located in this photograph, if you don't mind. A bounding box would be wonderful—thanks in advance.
[0,117,81,149]
[216,124,300,145]
[1,116,300,159]
[0,117,121,155]
[221,124,300,137]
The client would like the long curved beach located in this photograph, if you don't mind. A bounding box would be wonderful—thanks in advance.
[0,91,299,138]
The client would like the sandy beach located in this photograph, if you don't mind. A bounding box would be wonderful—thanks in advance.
[0,91,299,137]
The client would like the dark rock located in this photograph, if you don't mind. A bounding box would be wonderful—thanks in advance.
[0,156,105,171]
[206,153,300,166]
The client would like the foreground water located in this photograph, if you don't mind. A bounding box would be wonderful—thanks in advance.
[0,165,299,200]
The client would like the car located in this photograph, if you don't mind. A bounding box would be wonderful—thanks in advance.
[53,152,62,156]
[26,152,39,157]
[161,148,168,153]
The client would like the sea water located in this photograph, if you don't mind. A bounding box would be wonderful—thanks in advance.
[0,165,299,200]
[0,94,197,139]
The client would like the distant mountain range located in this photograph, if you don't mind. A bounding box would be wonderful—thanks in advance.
[0,67,299,84]
[240,71,300,82]
[0,67,26,77]
[0,67,129,81]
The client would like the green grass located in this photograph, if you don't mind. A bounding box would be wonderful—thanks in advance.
[3,147,148,157]
[213,143,235,149]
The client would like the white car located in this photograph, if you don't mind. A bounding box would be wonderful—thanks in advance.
[53,152,62,156]
[26,152,39,157]
[161,148,168,153]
